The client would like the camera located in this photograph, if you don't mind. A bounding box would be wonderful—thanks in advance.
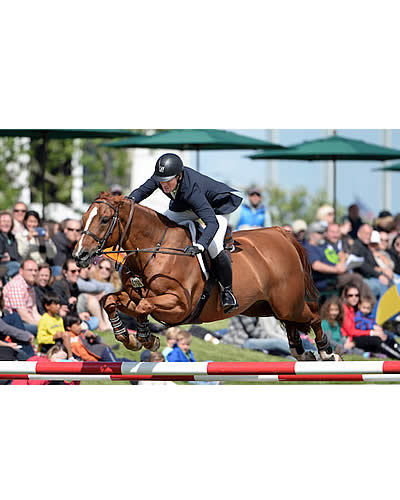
[35,227,46,237]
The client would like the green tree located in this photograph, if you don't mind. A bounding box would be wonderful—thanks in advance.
[0,138,29,209]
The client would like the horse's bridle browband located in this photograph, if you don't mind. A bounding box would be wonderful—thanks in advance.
[81,198,135,257]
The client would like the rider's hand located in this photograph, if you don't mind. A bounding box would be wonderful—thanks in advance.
[184,244,204,256]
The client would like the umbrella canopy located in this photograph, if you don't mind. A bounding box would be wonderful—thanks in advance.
[0,129,142,218]
[102,129,284,171]
[373,162,400,172]
[249,135,400,217]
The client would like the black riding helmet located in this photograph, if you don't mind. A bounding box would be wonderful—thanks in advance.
[153,153,184,182]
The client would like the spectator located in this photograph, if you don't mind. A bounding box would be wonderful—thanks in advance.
[11,201,28,236]
[320,296,346,355]
[37,293,73,358]
[138,351,176,386]
[162,326,179,359]
[0,210,22,278]
[64,314,134,363]
[316,204,335,229]
[110,184,123,196]
[230,186,272,231]
[2,259,41,335]
[341,284,400,358]
[369,231,399,285]
[52,259,110,331]
[90,257,121,292]
[167,330,196,362]
[346,204,363,240]
[77,265,115,296]
[51,218,82,276]
[339,217,354,253]
[292,219,307,244]
[15,210,57,265]
[34,263,66,316]
[387,234,400,276]
[222,315,298,357]
[43,220,60,240]
[349,224,390,298]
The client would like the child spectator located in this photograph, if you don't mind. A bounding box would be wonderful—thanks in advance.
[162,327,179,359]
[320,296,347,355]
[138,351,176,385]
[167,330,196,362]
[37,293,73,358]
[354,296,377,332]
[64,313,134,363]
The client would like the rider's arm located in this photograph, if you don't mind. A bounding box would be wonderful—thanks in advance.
[128,177,158,203]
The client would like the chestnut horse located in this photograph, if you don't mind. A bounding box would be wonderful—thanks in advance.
[73,192,340,361]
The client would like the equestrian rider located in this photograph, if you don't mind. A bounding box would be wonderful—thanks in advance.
[127,153,242,313]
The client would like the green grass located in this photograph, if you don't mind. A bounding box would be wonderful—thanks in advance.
[80,319,387,385]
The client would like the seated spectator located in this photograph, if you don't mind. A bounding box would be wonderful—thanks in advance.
[316,204,335,230]
[292,219,307,244]
[341,284,400,359]
[51,218,82,276]
[43,220,60,240]
[37,293,72,358]
[11,201,28,236]
[90,257,122,292]
[388,234,400,277]
[0,210,22,279]
[138,351,176,386]
[162,327,179,359]
[222,315,297,357]
[167,330,196,362]
[53,259,111,331]
[349,224,390,298]
[77,265,115,296]
[64,314,133,363]
[373,210,394,234]
[15,210,57,265]
[369,231,400,285]
[2,259,41,335]
[303,222,371,299]
[34,263,67,316]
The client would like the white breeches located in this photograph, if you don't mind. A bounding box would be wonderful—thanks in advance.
[163,209,228,259]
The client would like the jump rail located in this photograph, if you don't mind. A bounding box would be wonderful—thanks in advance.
[1,360,400,376]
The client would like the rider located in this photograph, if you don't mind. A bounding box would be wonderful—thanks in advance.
[127,153,242,313]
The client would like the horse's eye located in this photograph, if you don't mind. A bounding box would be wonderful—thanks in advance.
[101,217,110,224]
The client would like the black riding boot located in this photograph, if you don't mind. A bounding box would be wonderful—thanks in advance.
[211,250,239,314]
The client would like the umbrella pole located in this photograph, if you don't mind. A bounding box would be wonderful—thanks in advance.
[196,149,200,172]
[39,133,48,220]
[333,159,336,221]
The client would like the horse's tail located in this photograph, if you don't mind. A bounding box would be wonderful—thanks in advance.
[276,227,319,303]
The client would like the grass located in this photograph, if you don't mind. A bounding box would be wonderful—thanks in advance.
[80,318,388,385]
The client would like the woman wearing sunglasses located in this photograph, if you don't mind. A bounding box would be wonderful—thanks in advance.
[341,284,400,359]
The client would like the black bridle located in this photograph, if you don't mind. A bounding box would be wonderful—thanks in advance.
[81,198,132,257]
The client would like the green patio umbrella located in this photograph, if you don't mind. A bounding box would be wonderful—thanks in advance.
[102,129,284,172]
[0,129,143,218]
[373,162,400,172]
[249,135,400,217]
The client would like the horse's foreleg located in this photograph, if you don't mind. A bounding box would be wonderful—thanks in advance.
[101,292,143,352]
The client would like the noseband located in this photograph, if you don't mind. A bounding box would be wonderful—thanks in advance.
[81,198,134,256]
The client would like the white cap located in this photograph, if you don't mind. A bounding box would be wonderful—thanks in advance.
[371,230,381,244]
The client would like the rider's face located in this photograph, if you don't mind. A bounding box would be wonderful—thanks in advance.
[160,176,179,194]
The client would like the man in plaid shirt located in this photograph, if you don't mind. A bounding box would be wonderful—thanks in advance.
[3,259,42,335]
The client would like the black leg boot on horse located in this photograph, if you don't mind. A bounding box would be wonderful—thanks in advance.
[136,319,161,352]
[210,250,239,314]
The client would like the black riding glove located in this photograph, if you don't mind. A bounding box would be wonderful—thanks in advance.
[184,244,204,256]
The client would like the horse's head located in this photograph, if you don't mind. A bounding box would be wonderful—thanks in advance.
[73,192,132,268]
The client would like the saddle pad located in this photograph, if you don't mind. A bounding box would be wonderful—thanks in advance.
[177,220,209,279]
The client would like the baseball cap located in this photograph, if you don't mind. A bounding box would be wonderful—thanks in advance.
[292,219,308,234]
[370,230,381,244]
[308,221,326,234]
[110,184,123,195]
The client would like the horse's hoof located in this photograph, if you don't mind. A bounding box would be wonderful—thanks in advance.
[115,332,143,351]
[319,351,342,361]
[303,350,318,361]
[141,334,160,352]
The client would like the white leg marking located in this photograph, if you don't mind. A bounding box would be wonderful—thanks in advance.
[76,206,98,255]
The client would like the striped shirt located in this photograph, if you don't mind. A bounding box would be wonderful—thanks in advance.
[3,273,36,314]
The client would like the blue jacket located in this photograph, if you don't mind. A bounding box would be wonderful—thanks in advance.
[130,167,242,249]
[235,202,270,230]
[166,345,197,362]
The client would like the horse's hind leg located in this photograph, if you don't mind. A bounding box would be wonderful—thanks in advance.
[285,323,318,361]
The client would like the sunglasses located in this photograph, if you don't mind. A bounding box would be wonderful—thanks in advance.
[66,228,81,232]
[346,293,360,298]
[99,266,112,271]
[14,209,26,213]
[67,269,79,273]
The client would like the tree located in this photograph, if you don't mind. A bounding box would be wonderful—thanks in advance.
[0,138,30,210]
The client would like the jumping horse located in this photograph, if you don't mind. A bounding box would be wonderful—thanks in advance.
[72,192,341,361]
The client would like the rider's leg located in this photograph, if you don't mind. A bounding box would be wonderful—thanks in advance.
[209,215,238,313]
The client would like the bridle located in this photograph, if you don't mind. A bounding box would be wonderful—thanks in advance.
[81,198,135,257]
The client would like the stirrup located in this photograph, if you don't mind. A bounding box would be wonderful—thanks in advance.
[221,288,239,314]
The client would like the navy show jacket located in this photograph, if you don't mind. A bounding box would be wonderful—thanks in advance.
[130,167,242,249]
